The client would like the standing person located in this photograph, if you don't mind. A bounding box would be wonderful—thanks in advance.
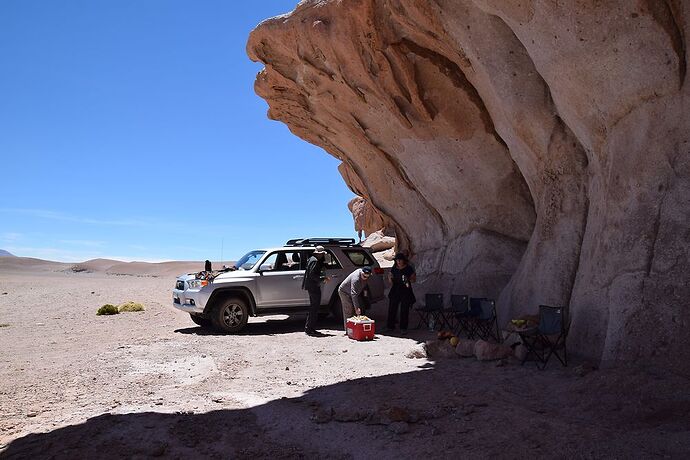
[338,266,372,333]
[386,253,416,335]
[302,246,329,336]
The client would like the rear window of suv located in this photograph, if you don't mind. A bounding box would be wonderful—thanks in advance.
[343,249,375,267]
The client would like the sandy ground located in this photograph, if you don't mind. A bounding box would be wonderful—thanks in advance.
[1,262,689,459]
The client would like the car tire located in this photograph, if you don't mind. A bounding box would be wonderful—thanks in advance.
[330,295,343,323]
[189,313,212,328]
[210,297,249,333]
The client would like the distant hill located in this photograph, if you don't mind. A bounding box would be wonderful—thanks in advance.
[0,249,16,257]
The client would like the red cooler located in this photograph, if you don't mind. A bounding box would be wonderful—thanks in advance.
[346,317,375,341]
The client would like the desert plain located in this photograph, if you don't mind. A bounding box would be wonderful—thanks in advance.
[0,257,689,459]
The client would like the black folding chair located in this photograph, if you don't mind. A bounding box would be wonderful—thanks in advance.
[519,305,569,369]
[445,294,469,334]
[454,297,484,338]
[474,299,501,342]
[414,293,444,330]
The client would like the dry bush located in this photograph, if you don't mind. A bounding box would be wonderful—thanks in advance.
[96,304,119,316]
[118,301,144,312]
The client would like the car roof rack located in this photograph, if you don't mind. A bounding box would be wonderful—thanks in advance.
[285,237,359,247]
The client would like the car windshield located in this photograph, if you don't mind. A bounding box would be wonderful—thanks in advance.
[234,250,266,270]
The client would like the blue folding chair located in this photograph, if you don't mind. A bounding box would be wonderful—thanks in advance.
[519,305,569,369]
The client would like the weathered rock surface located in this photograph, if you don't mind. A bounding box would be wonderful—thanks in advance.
[248,1,690,372]
[455,339,478,358]
[348,196,390,239]
[474,340,514,361]
[361,230,396,252]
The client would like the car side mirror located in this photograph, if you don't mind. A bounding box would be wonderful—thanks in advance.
[259,264,273,272]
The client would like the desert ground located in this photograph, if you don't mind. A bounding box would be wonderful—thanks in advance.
[1,259,689,459]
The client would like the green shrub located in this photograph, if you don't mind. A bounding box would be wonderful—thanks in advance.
[118,301,144,312]
[97,304,119,315]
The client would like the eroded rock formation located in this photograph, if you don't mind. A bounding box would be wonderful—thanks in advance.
[347,195,391,238]
[248,0,690,371]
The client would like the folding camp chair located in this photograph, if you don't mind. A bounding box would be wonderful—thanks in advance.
[453,297,484,339]
[445,294,469,334]
[414,293,444,330]
[519,305,569,369]
[474,299,501,342]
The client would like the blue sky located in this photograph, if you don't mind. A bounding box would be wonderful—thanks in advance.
[0,1,357,263]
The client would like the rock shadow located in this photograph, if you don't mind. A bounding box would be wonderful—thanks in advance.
[3,357,689,459]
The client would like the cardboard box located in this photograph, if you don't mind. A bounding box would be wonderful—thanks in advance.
[346,317,375,341]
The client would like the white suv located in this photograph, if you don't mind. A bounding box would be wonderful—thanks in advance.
[172,238,385,332]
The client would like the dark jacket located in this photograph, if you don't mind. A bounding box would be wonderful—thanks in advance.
[388,264,416,303]
[302,256,325,291]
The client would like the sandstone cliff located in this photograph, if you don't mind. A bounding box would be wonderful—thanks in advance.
[248,0,689,371]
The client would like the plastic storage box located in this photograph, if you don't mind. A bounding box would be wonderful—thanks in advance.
[346,317,375,341]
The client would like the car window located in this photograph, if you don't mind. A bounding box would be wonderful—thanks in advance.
[258,253,279,272]
[235,250,266,270]
[343,249,374,267]
[323,250,342,269]
[303,249,342,270]
[257,251,302,272]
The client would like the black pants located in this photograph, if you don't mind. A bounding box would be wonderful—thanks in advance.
[305,287,321,331]
[387,294,412,330]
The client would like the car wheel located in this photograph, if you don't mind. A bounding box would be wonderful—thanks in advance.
[330,295,343,323]
[211,297,249,333]
[189,313,212,328]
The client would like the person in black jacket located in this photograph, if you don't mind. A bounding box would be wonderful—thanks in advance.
[302,246,330,336]
[386,252,416,334]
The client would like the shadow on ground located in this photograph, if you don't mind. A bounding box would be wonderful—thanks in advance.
[3,354,690,459]
[174,314,344,337]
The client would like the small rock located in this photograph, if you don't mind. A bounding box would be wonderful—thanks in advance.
[2,292,8,295]
[389,421,409,434]
[573,362,597,377]
[285,366,289,371]
[26,412,39,417]
[514,344,528,362]
[201,354,206,358]
[342,349,348,353]
[287,381,292,385]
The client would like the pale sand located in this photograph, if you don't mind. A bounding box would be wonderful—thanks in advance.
[0,260,688,458]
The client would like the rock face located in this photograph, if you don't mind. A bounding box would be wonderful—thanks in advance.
[248,1,690,372]
[347,196,390,238]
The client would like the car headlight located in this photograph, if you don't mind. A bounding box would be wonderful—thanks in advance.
[187,279,208,289]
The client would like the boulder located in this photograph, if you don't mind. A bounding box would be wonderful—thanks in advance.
[454,339,477,358]
[361,230,396,253]
[424,340,457,359]
[474,340,513,361]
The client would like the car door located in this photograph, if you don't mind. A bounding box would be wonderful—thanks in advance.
[320,249,344,305]
[254,250,309,308]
